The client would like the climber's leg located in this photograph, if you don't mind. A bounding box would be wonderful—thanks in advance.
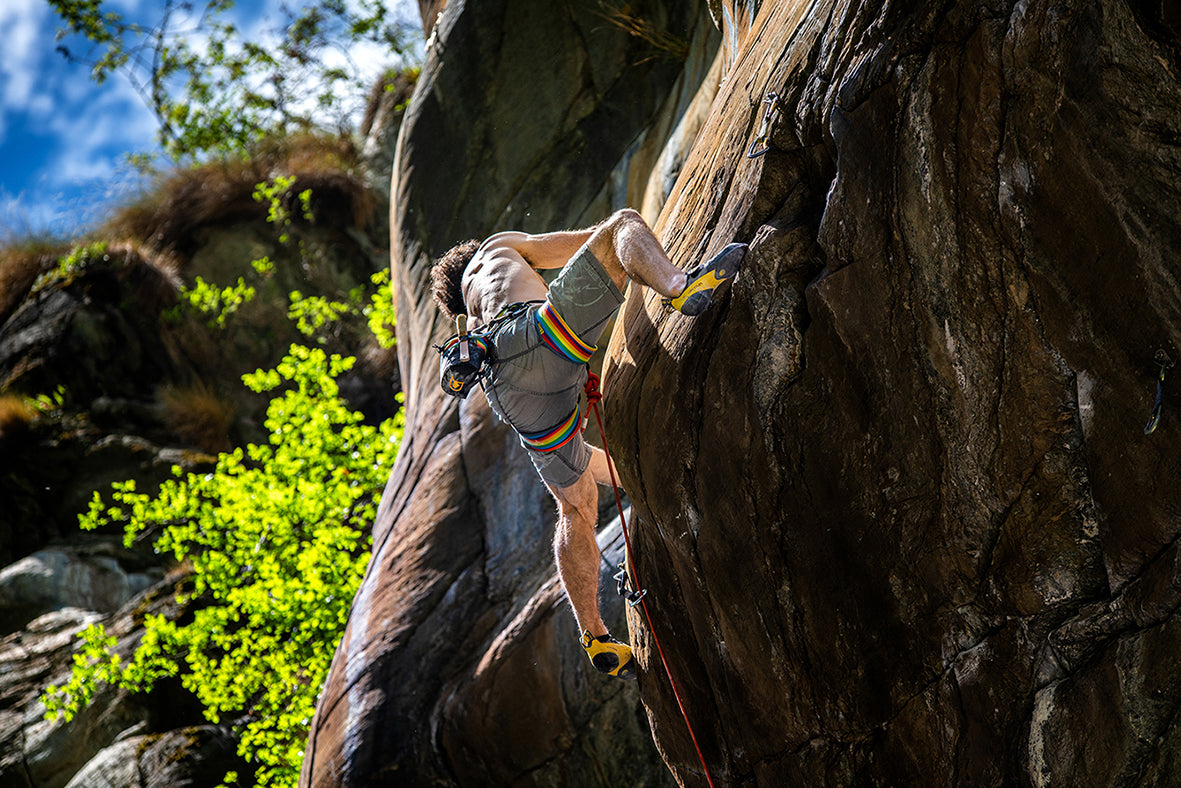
[587,445,618,487]
[586,209,746,314]
[586,209,688,297]
[549,469,636,680]
[550,470,607,637]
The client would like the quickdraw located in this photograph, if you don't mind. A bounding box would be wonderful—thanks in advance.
[746,91,786,158]
[1144,349,1174,435]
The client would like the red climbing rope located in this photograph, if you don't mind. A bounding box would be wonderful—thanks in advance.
[584,372,717,788]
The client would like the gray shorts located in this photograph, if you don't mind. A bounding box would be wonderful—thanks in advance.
[483,244,624,488]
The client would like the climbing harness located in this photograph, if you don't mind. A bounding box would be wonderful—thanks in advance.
[746,91,786,158]
[584,372,718,788]
[1144,349,1174,435]
[519,403,583,452]
[436,302,543,399]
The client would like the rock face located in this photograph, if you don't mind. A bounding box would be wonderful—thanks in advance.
[601,0,1181,785]
[0,542,162,633]
[0,124,399,783]
[0,584,246,788]
[301,0,716,785]
[305,0,1181,786]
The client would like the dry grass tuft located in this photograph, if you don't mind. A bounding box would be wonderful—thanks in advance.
[109,241,184,314]
[257,133,359,174]
[595,2,690,62]
[100,133,373,266]
[0,238,70,324]
[158,383,237,454]
[287,170,375,235]
[103,158,269,261]
[0,395,37,438]
[361,69,419,138]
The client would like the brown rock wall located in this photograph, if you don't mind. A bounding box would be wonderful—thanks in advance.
[603,0,1181,785]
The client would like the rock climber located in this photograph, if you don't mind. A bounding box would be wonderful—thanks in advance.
[430,208,745,680]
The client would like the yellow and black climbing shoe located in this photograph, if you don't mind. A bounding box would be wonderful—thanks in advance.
[668,242,747,316]
[581,630,637,680]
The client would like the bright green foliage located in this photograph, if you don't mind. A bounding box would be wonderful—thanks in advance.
[252,175,299,244]
[287,291,350,337]
[364,269,397,350]
[42,343,404,787]
[48,0,417,161]
[43,624,123,714]
[287,269,395,348]
[179,275,258,328]
[54,241,109,278]
[30,242,111,293]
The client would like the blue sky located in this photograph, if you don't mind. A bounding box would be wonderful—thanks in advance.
[0,0,158,238]
[0,0,419,241]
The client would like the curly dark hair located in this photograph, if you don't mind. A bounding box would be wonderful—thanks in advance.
[430,239,481,321]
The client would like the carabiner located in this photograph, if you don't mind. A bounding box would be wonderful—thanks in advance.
[614,565,647,607]
[1144,350,1174,435]
[747,92,785,158]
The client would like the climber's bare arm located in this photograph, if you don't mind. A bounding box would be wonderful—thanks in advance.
[482,228,596,270]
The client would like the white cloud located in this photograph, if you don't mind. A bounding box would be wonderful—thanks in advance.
[0,0,52,146]
[0,0,49,108]
[43,77,158,186]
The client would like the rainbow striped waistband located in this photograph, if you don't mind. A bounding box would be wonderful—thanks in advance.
[536,301,596,364]
[520,403,582,452]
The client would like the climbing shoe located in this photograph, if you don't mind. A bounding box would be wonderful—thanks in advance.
[667,242,747,316]
[581,630,637,680]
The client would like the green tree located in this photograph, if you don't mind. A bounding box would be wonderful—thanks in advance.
[42,323,403,786]
[49,0,417,160]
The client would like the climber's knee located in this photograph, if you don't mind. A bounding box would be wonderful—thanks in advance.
[587,209,648,287]
[549,469,598,527]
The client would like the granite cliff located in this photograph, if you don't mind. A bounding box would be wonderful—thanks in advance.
[305,0,1181,786]
[2,0,1179,785]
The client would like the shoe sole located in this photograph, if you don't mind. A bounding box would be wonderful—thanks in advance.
[586,638,638,680]
[672,242,746,316]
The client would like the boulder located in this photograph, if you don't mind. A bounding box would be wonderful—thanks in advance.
[63,726,242,788]
[0,542,162,634]
[0,579,242,788]
[0,423,209,569]
[0,245,183,406]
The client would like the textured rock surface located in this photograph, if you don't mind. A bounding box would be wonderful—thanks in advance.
[301,0,716,785]
[62,725,242,788]
[0,585,244,788]
[0,541,162,633]
[601,0,1181,785]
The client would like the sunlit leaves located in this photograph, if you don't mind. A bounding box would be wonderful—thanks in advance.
[42,340,404,786]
